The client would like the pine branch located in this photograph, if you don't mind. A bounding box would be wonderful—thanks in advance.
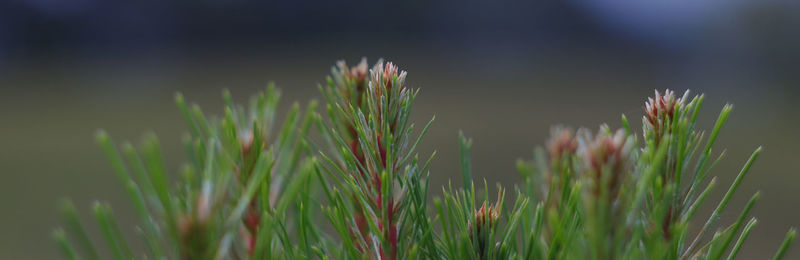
[52,60,794,260]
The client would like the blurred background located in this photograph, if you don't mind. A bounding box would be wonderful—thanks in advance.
[1,1,799,258]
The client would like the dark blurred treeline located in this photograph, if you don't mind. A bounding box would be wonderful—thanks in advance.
[2,1,800,93]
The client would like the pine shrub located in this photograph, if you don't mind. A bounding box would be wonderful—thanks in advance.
[54,59,795,260]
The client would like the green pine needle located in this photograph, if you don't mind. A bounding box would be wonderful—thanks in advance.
[52,62,793,260]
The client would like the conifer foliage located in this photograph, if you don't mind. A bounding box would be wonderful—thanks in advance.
[54,60,795,259]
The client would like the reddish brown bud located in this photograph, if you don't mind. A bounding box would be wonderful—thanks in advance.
[578,127,634,197]
[336,58,368,83]
[472,202,500,230]
[178,215,207,260]
[334,58,369,104]
[239,130,254,157]
[468,197,502,259]
[643,89,687,143]
[178,192,213,260]
[369,61,407,97]
[546,127,578,161]
[350,58,368,84]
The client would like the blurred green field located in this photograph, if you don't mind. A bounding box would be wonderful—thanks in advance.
[1,52,798,259]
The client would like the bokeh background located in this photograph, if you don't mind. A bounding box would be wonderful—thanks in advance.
[2,1,799,259]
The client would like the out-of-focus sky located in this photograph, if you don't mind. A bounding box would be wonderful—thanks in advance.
[1,1,799,259]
